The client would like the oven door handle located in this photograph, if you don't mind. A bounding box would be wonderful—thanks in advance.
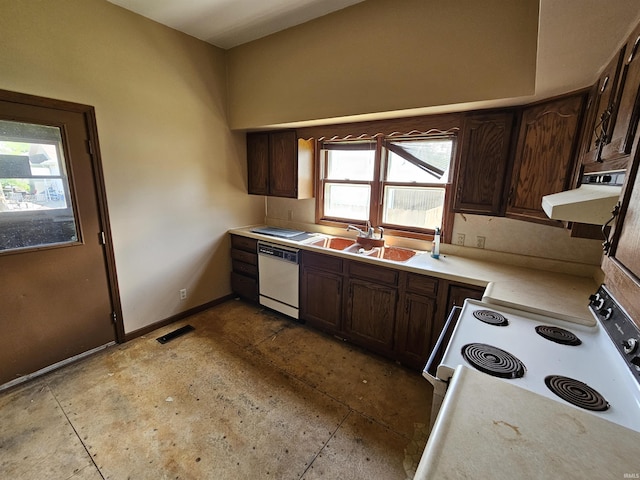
[424,305,462,381]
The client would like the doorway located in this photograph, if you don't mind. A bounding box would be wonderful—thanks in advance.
[0,90,122,387]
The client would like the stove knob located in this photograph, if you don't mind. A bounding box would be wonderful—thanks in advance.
[622,338,638,355]
[631,356,640,371]
[589,293,605,310]
[602,307,613,320]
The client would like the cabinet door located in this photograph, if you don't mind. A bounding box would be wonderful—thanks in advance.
[507,94,585,223]
[231,271,258,302]
[446,284,484,312]
[581,48,626,167]
[344,278,397,355]
[454,112,514,215]
[269,130,298,198]
[395,293,438,370]
[603,26,640,167]
[247,132,269,195]
[300,267,343,334]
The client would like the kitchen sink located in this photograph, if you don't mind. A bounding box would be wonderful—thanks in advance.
[302,234,418,262]
[377,246,417,262]
[343,244,417,262]
[304,236,356,250]
[326,237,357,250]
[342,244,379,256]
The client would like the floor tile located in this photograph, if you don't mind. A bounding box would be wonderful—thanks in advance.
[249,322,433,439]
[301,411,415,480]
[0,381,95,480]
[1,300,434,480]
[46,312,350,479]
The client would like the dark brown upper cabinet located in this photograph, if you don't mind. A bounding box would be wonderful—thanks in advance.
[597,23,640,171]
[580,47,626,170]
[506,93,586,225]
[453,112,515,216]
[247,130,314,198]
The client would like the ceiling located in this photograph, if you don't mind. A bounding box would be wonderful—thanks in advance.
[106,0,364,49]
[107,0,640,107]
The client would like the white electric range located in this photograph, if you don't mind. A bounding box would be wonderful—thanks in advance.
[423,284,640,433]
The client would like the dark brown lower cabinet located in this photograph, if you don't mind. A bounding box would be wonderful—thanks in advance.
[344,278,398,356]
[230,234,258,302]
[395,292,438,369]
[297,249,486,369]
[301,267,343,333]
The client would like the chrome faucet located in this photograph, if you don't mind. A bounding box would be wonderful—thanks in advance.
[366,220,374,238]
[347,222,382,239]
[346,224,366,237]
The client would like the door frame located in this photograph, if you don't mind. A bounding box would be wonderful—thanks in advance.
[0,88,124,342]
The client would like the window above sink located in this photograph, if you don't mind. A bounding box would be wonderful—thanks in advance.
[316,131,456,242]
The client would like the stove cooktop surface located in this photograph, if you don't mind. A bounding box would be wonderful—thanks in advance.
[437,299,640,432]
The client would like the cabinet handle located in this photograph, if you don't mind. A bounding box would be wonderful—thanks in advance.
[405,299,409,314]
[628,35,640,64]
[600,75,609,94]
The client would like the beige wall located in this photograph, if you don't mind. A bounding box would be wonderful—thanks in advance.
[227,0,539,129]
[0,0,264,333]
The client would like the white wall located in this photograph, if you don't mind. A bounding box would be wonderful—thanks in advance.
[0,0,264,333]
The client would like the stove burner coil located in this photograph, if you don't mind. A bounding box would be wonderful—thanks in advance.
[461,343,525,379]
[544,375,609,411]
[535,325,582,346]
[473,310,509,326]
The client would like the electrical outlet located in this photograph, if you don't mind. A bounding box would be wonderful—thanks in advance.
[179,288,187,300]
[476,236,486,249]
[287,210,293,221]
[456,233,465,245]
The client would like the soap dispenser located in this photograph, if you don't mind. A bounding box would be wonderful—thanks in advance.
[431,227,441,259]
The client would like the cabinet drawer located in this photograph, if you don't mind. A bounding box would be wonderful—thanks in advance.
[302,251,343,273]
[348,261,398,286]
[231,271,258,301]
[232,260,258,278]
[231,248,257,265]
[406,273,438,296]
[231,234,258,252]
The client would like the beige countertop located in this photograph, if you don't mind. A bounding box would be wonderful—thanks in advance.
[229,226,598,326]
[414,365,640,479]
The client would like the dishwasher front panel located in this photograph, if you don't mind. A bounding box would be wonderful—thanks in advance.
[257,242,299,319]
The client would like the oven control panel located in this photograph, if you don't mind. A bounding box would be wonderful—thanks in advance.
[590,286,640,377]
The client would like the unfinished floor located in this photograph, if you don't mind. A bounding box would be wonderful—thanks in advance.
[0,299,433,479]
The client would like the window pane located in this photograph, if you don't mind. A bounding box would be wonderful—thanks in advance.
[324,183,370,220]
[326,149,375,181]
[0,120,78,252]
[386,138,453,183]
[382,185,444,229]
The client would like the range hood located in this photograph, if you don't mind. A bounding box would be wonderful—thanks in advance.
[542,172,624,225]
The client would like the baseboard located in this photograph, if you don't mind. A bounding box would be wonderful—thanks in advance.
[0,342,116,393]
[123,294,235,342]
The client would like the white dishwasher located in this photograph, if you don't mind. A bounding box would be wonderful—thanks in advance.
[257,241,300,319]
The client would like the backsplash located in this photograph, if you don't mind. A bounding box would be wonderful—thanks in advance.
[265,197,604,271]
